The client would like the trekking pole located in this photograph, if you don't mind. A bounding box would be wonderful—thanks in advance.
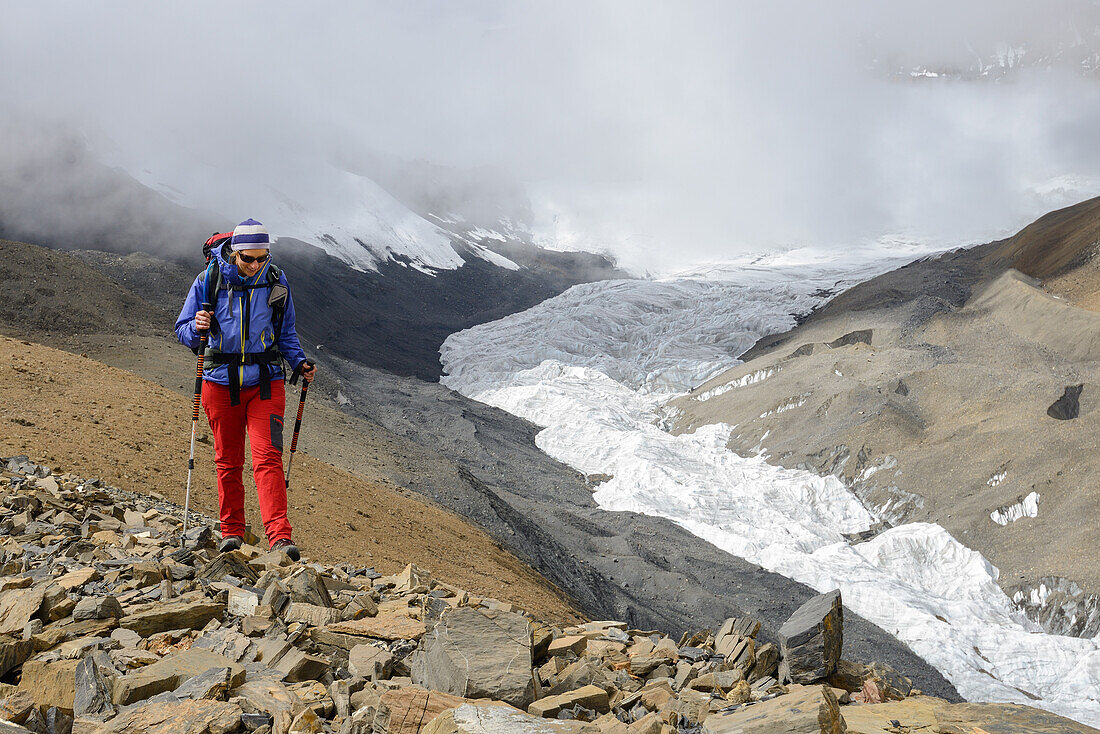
[285,360,314,489]
[182,302,212,546]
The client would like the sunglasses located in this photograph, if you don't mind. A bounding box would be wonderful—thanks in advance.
[237,253,270,264]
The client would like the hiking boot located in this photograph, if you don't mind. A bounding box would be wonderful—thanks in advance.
[217,535,243,553]
[272,539,300,562]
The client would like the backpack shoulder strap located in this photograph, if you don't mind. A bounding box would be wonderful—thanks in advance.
[202,261,224,306]
[266,264,288,337]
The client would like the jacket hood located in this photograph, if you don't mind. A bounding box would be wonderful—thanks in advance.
[212,245,242,285]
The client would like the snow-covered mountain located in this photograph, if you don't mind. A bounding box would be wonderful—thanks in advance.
[877,23,1100,81]
[102,150,524,275]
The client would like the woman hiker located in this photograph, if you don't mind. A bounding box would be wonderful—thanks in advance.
[175,218,316,562]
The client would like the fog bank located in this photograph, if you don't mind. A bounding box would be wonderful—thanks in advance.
[2,2,1100,273]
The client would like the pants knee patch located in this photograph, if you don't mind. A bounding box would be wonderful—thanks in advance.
[270,414,284,452]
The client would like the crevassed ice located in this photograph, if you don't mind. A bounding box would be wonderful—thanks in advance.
[759,393,811,420]
[440,250,1100,727]
[990,491,1040,526]
[694,367,778,402]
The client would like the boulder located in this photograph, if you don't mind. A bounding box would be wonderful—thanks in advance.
[197,554,258,585]
[0,635,33,677]
[74,655,113,717]
[348,644,393,680]
[545,659,615,696]
[286,569,332,608]
[0,587,45,635]
[229,680,302,715]
[171,666,233,701]
[112,649,245,705]
[19,658,79,713]
[528,685,609,718]
[45,707,73,734]
[226,589,259,618]
[1048,384,1083,420]
[778,590,842,685]
[56,569,99,591]
[275,649,330,683]
[325,614,425,642]
[545,635,586,658]
[701,684,845,734]
[41,585,75,621]
[119,595,226,637]
[411,607,534,708]
[0,688,35,724]
[342,593,378,620]
[72,597,124,622]
[373,686,465,734]
[750,642,779,682]
[392,564,431,594]
[91,699,242,734]
[283,603,341,628]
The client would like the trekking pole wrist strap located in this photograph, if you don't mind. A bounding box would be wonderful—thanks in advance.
[290,359,314,386]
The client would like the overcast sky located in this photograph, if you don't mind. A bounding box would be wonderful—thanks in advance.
[3,1,1100,272]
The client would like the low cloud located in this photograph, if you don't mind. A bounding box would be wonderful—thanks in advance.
[2,2,1099,273]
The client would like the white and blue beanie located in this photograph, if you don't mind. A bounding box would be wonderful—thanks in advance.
[230,219,274,251]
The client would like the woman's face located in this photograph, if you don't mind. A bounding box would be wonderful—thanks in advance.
[234,248,270,277]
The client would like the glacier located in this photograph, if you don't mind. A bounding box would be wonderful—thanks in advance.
[441,246,1100,727]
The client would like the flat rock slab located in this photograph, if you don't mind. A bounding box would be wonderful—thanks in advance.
[412,608,533,708]
[90,699,243,734]
[528,684,608,718]
[425,702,589,733]
[229,680,302,715]
[0,635,33,678]
[374,686,467,734]
[842,697,1100,734]
[119,595,226,637]
[349,644,393,679]
[112,649,245,705]
[327,614,426,641]
[701,684,844,734]
[73,596,124,621]
[0,587,44,635]
[19,658,79,712]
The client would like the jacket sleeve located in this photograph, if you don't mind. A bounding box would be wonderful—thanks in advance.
[175,273,205,349]
[276,273,307,370]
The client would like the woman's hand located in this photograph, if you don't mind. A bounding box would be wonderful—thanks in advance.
[194,310,212,331]
[301,362,317,382]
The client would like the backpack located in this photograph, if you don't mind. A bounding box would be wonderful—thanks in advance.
[203,231,233,264]
[198,233,291,405]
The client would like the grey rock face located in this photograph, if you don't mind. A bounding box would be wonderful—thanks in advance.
[1048,384,1083,420]
[74,654,114,716]
[778,589,843,685]
[412,607,534,708]
[73,596,124,621]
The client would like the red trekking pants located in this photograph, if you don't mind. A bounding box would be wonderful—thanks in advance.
[202,379,293,544]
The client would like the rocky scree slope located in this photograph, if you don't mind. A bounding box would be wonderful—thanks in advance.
[672,196,1100,638]
[0,335,580,624]
[0,457,1087,734]
[0,238,959,699]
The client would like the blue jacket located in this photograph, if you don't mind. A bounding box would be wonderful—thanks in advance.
[175,248,307,388]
